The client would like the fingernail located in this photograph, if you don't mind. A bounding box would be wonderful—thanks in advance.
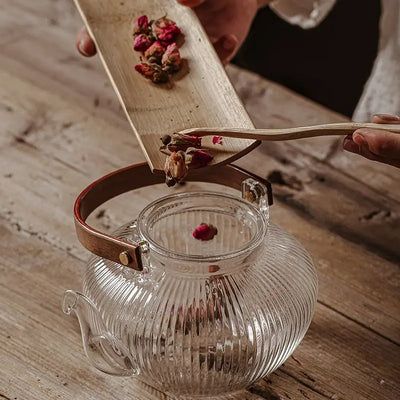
[79,39,90,56]
[353,132,367,147]
[374,114,400,122]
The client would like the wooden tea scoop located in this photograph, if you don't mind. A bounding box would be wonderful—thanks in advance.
[72,0,257,173]
[179,122,400,141]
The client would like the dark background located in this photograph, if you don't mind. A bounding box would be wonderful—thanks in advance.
[234,0,381,117]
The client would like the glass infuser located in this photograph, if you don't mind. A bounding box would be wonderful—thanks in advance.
[62,162,318,399]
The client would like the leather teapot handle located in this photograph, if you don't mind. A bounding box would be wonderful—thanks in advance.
[74,162,273,271]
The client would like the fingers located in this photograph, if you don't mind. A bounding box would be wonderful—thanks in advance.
[212,34,239,65]
[353,128,400,159]
[76,27,97,57]
[371,114,400,124]
[177,0,205,7]
[343,129,400,168]
[343,134,400,167]
[343,113,400,167]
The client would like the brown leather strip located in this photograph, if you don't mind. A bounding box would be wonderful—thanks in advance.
[74,163,272,271]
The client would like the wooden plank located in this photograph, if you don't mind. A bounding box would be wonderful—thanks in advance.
[1,2,399,399]
[0,64,398,344]
[0,218,399,400]
[228,65,400,201]
[229,67,400,262]
[236,140,400,262]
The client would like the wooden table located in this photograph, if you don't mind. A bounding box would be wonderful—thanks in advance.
[1,2,399,399]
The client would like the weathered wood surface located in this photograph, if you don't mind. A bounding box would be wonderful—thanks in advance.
[0,1,399,400]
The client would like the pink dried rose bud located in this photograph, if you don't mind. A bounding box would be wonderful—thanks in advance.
[161,43,182,73]
[193,223,218,241]
[133,33,154,51]
[135,63,169,83]
[185,148,213,169]
[164,151,188,186]
[167,133,202,152]
[144,40,165,63]
[133,15,150,35]
[154,16,182,43]
[212,136,223,145]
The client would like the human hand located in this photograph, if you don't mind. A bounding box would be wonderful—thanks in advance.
[343,114,400,168]
[76,0,264,63]
[177,0,261,64]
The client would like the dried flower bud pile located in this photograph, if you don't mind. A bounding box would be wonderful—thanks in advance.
[131,16,221,182]
[132,15,183,83]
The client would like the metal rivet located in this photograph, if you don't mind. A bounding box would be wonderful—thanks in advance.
[209,265,220,273]
[119,251,132,266]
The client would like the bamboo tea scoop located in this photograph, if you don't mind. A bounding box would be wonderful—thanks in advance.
[179,122,400,141]
[72,0,258,173]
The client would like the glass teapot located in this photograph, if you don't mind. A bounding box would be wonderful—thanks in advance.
[62,163,317,399]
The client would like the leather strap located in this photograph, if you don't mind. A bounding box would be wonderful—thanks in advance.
[74,163,273,271]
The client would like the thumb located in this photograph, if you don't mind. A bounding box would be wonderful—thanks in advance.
[212,34,239,65]
[353,128,400,160]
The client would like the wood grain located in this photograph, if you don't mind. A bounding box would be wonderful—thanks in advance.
[73,0,257,172]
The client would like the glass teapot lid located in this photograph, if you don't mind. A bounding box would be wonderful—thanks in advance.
[137,191,268,262]
[74,162,273,271]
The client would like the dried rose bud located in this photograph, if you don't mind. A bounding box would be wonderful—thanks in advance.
[212,136,223,145]
[164,151,188,184]
[144,40,165,64]
[154,17,181,43]
[133,34,154,52]
[165,176,176,187]
[135,63,169,83]
[161,43,182,73]
[161,134,171,145]
[167,133,202,152]
[133,15,150,35]
[185,148,213,169]
[193,223,218,241]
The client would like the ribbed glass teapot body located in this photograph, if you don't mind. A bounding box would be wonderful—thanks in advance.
[81,195,317,398]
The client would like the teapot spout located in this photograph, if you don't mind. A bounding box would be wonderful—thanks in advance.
[62,290,138,376]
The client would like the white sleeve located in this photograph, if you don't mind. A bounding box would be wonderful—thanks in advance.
[268,0,337,29]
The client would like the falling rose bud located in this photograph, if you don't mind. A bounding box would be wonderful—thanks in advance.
[133,15,150,35]
[167,133,202,152]
[185,148,213,169]
[145,40,165,63]
[212,136,223,145]
[164,151,188,184]
[135,63,169,84]
[161,43,182,73]
[193,223,218,241]
[165,176,177,187]
[154,16,182,43]
[133,34,154,51]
